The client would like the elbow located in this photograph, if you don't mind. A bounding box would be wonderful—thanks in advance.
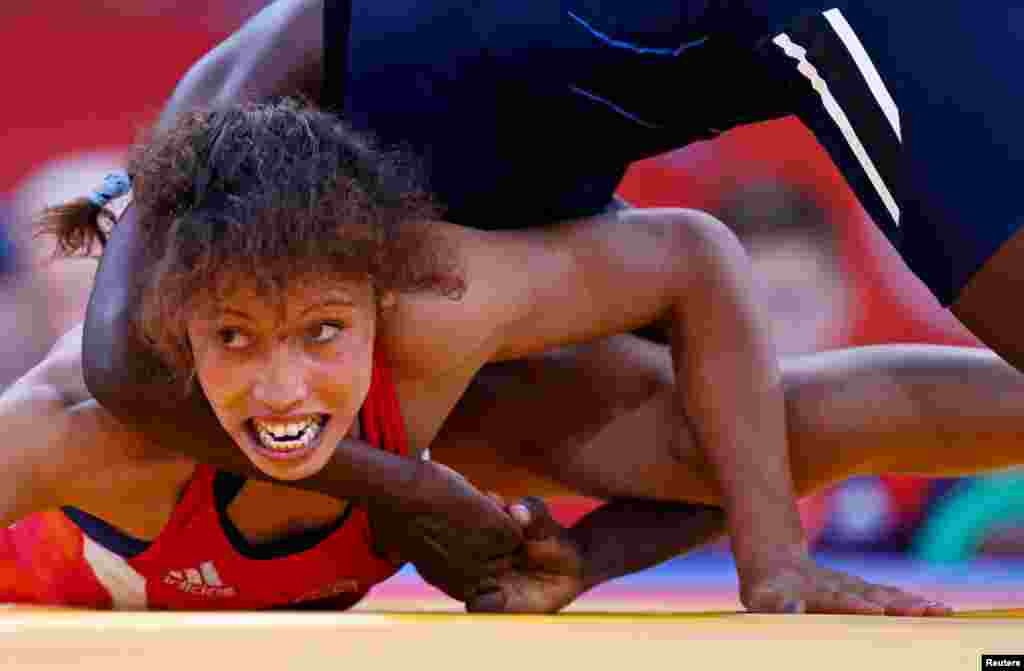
[646,209,751,317]
[669,209,747,279]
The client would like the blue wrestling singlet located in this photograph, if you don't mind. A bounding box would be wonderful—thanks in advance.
[327,1,1024,305]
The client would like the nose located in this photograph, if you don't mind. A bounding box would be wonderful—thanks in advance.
[251,345,309,413]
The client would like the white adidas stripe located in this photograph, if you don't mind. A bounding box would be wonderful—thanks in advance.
[773,26,901,226]
[199,561,224,587]
[823,8,901,142]
[82,536,148,610]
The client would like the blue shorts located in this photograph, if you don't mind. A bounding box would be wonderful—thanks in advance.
[738,3,1024,305]
[333,1,1024,305]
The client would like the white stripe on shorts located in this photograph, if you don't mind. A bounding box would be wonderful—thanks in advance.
[772,26,901,226]
[822,8,901,142]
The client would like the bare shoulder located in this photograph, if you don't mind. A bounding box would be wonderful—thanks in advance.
[0,365,192,527]
[379,210,733,370]
[376,222,517,381]
[42,401,191,500]
[54,402,195,528]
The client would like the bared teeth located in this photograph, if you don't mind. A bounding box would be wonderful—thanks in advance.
[252,415,325,451]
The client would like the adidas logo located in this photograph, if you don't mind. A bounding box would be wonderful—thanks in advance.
[163,561,238,598]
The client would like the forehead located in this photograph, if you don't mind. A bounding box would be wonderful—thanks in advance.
[196,273,374,321]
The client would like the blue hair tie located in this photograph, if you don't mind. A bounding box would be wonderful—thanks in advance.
[87,171,132,208]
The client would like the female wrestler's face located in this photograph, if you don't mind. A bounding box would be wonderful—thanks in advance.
[186,276,378,481]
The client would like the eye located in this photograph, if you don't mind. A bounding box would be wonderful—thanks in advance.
[309,322,343,344]
[217,327,251,350]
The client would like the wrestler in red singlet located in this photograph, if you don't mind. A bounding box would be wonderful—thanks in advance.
[0,346,405,610]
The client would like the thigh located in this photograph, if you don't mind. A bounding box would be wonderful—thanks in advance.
[429,335,720,503]
[432,338,1024,504]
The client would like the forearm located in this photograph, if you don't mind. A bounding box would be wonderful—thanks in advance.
[571,500,726,590]
[670,227,806,571]
[84,1,324,475]
[82,204,245,466]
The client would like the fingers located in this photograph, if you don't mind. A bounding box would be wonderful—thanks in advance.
[415,462,522,553]
[782,600,806,614]
[807,591,885,616]
[859,585,953,617]
[744,568,953,617]
[508,502,531,527]
[817,575,951,617]
[466,589,508,614]
[744,583,807,614]
[511,497,561,542]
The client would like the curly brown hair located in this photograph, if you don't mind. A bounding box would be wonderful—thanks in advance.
[38,98,463,377]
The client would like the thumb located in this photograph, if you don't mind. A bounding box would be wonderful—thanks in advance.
[746,586,806,614]
[466,589,508,613]
[781,599,806,614]
[511,497,561,542]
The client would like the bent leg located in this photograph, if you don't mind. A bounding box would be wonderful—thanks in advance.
[433,337,1024,503]
[434,337,1018,614]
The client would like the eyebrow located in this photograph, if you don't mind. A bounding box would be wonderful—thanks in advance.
[215,295,357,322]
[217,307,255,321]
[299,297,356,316]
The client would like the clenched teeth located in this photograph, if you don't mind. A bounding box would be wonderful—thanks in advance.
[251,415,326,451]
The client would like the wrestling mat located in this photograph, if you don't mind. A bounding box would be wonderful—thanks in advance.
[1,608,1021,670]
[3,554,1022,670]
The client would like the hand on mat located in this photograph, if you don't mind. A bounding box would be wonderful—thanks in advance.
[368,462,524,598]
[464,496,588,614]
[739,554,953,616]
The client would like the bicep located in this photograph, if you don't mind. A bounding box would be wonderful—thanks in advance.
[490,208,743,360]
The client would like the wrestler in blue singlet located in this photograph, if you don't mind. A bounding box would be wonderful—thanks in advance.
[329,1,1023,305]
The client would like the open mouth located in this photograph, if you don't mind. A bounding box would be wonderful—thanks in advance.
[245,414,330,461]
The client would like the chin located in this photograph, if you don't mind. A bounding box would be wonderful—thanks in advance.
[253,453,332,481]
[243,440,335,481]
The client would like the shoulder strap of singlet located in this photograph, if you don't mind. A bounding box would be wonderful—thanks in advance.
[321,0,353,113]
[360,345,409,458]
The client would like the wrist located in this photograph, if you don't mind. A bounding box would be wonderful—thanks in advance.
[725,498,806,565]
[733,541,811,581]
